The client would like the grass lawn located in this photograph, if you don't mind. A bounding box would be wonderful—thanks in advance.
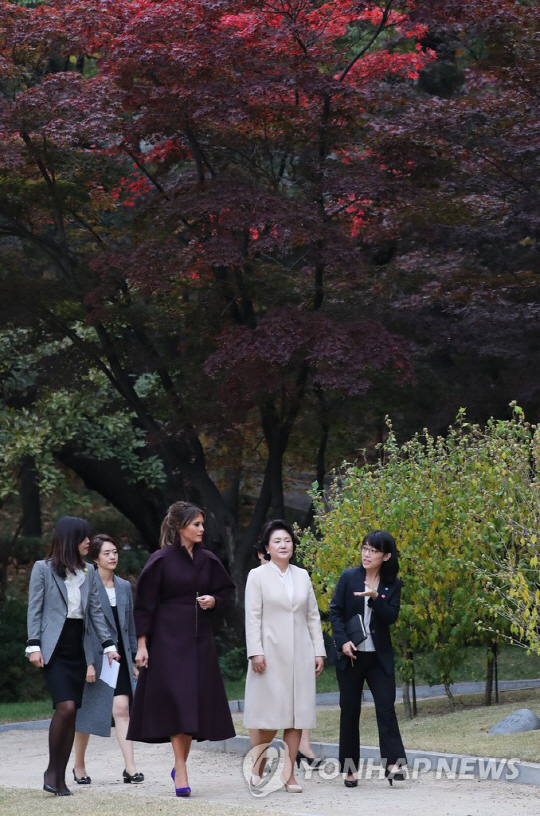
[233,688,540,763]
[224,643,540,700]
[0,699,52,724]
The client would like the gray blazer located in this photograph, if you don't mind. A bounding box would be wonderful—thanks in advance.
[26,560,114,665]
[75,574,137,737]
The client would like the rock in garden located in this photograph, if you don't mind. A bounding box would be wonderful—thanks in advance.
[488,708,540,734]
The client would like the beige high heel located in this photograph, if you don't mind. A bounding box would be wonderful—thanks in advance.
[283,780,303,793]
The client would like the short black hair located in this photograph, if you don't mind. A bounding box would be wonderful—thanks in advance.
[362,530,399,580]
[255,519,299,561]
[89,533,117,564]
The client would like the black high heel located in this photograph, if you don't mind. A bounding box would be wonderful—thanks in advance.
[295,750,326,769]
[385,766,406,786]
[43,772,59,795]
[344,777,358,787]
[73,768,91,784]
[44,781,72,796]
[123,769,145,783]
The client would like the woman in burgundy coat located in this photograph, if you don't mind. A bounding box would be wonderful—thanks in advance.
[127,502,235,797]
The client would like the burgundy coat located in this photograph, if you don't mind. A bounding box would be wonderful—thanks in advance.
[127,542,236,743]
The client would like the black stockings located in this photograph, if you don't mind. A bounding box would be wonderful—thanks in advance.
[44,700,77,793]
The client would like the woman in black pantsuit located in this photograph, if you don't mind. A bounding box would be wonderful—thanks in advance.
[26,517,120,795]
[329,530,406,787]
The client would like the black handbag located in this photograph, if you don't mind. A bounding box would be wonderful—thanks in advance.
[332,614,368,670]
[345,613,368,648]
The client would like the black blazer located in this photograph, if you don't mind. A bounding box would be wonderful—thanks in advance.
[328,566,401,676]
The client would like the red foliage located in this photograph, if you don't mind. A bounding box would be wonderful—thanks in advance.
[1,0,536,440]
[205,309,412,413]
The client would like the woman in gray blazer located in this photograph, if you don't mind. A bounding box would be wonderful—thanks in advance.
[73,534,143,785]
[26,517,120,796]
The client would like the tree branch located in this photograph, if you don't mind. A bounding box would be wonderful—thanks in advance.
[338,1,395,83]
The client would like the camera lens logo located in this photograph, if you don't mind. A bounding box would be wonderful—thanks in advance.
[242,743,287,797]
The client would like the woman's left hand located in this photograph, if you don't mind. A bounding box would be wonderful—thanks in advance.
[315,656,325,676]
[197,594,215,610]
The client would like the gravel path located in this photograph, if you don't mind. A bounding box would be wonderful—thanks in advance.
[0,726,538,816]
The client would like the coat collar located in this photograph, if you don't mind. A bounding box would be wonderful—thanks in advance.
[80,567,90,609]
[51,567,68,608]
[266,560,297,606]
[354,566,391,590]
[114,575,126,624]
[173,541,207,572]
[50,562,91,609]
[94,571,116,631]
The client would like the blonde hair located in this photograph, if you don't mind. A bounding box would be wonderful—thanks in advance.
[159,501,205,548]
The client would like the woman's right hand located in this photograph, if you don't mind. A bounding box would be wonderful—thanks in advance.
[29,650,44,668]
[341,640,357,660]
[135,646,149,669]
[251,654,266,674]
[86,664,97,683]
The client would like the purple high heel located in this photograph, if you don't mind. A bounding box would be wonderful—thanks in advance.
[171,767,191,797]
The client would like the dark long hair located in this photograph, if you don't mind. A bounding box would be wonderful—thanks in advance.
[362,530,399,581]
[255,519,299,561]
[47,516,90,578]
[160,501,205,548]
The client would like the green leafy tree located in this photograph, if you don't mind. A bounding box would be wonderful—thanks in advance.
[300,406,536,714]
[465,408,540,656]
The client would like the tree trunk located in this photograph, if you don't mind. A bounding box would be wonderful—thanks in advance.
[20,456,42,537]
[303,401,330,528]
[444,681,455,710]
[0,518,23,622]
[402,680,412,720]
[484,645,494,706]
[401,643,416,719]
[494,642,499,704]
[56,449,166,547]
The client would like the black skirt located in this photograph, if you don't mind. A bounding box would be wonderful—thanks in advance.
[43,619,85,708]
[111,605,131,698]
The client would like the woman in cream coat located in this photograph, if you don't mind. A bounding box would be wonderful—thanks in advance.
[243,519,325,793]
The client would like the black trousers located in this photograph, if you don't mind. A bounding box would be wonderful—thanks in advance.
[336,651,406,774]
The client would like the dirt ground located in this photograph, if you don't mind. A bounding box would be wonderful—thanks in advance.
[0,726,538,816]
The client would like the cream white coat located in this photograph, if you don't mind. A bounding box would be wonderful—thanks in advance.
[243,562,326,729]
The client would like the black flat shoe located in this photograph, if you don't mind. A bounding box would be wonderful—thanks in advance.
[73,768,91,784]
[57,789,73,796]
[344,778,358,787]
[295,750,326,769]
[43,783,59,795]
[123,770,144,783]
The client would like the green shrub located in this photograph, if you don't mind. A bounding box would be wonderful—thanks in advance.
[0,596,47,703]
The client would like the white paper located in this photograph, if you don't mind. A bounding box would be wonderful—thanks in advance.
[100,656,120,689]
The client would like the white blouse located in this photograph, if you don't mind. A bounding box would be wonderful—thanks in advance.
[64,569,87,618]
[358,589,376,652]
[105,586,117,607]
[268,560,294,602]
